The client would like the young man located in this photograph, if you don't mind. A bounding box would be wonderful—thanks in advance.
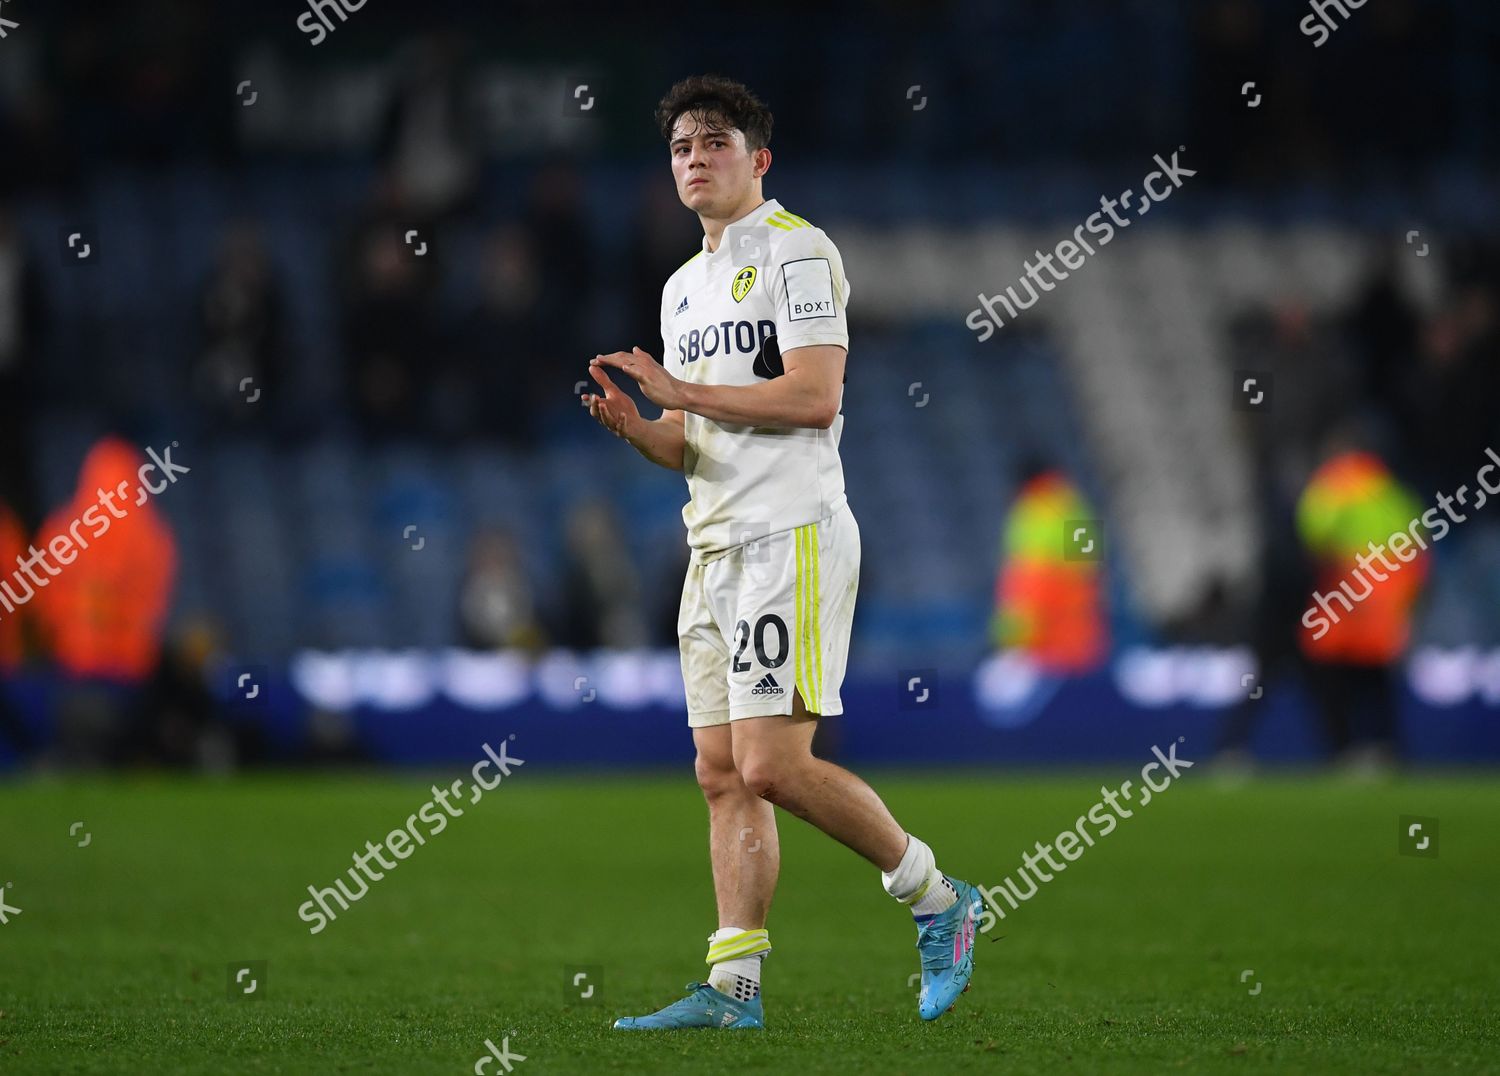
[582,74,980,1029]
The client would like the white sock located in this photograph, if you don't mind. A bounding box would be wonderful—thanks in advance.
[881,834,958,917]
[706,926,767,1001]
[911,874,958,917]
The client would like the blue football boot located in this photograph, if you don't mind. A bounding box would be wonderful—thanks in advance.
[915,875,982,1020]
[612,981,764,1030]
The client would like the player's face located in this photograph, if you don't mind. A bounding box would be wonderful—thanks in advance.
[669,115,759,217]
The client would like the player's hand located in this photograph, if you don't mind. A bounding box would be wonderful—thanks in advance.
[590,348,686,411]
[581,363,640,439]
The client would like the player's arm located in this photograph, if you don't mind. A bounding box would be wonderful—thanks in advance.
[582,361,686,471]
[626,407,686,471]
[681,344,843,428]
[591,344,845,430]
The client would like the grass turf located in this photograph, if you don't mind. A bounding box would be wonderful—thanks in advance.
[0,767,1496,1073]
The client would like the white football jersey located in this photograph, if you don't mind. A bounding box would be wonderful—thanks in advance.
[658,198,852,565]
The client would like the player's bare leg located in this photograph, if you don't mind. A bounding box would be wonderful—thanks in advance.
[732,690,983,1020]
[670,722,778,1016]
[695,723,779,928]
[730,691,907,870]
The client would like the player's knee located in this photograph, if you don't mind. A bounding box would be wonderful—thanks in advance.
[736,753,797,802]
[694,751,743,801]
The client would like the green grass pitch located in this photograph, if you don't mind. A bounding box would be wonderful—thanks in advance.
[1,768,1496,1073]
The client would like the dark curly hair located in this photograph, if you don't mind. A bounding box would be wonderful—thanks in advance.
[655,75,773,153]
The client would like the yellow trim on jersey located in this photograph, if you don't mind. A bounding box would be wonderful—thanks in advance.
[810,522,823,712]
[796,526,808,711]
[794,523,823,714]
[769,210,810,231]
[679,250,703,270]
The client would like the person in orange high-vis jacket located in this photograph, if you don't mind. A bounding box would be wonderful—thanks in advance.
[32,438,178,685]
[991,469,1107,674]
[1296,447,1428,765]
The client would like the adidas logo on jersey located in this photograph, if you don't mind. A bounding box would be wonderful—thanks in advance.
[675,295,689,316]
[751,674,785,697]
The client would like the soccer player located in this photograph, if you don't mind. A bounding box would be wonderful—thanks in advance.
[582,75,981,1029]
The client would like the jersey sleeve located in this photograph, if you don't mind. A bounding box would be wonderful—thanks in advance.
[770,228,851,353]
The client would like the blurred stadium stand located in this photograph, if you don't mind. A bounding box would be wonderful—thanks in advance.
[15,181,1496,662]
[2,0,1498,768]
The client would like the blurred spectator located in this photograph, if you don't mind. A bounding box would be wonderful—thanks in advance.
[0,205,46,528]
[0,500,25,671]
[1296,441,1429,770]
[523,161,595,407]
[557,499,647,650]
[1189,0,1281,181]
[377,34,480,222]
[1345,251,1422,456]
[1212,299,1356,768]
[337,177,440,440]
[123,622,238,769]
[990,465,1107,673]
[31,438,178,764]
[191,221,287,432]
[1213,450,1315,771]
[1235,300,1359,495]
[458,527,546,652]
[0,499,35,756]
[526,161,592,321]
[1407,254,1500,490]
[442,224,544,446]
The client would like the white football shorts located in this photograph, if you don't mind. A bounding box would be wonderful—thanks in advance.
[679,501,860,727]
